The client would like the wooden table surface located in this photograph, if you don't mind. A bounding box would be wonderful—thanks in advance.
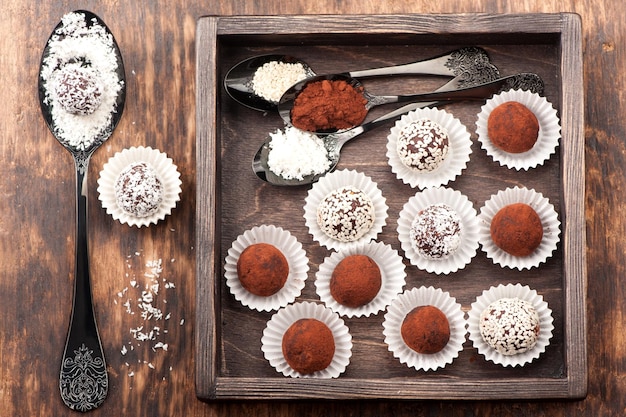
[0,1,622,416]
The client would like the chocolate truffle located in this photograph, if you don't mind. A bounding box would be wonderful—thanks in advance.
[410,203,462,260]
[282,318,335,374]
[490,203,543,257]
[401,305,450,354]
[317,185,375,243]
[114,162,164,218]
[487,101,539,153]
[330,254,382,308]
[396,118,449,172]
[52,64,103,115]
[237,243,289,297]
[479,297,540,355]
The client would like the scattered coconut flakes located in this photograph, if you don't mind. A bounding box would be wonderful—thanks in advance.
[115,254,183,380]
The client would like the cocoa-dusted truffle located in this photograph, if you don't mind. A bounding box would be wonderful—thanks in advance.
[317,185,375,243]
[52,64,103,115]
[237,243,289,297]
[479,297,540,355]
[401,305,450,354]
[282,318,335,374]
[487,101,539,153]
[396,118,449,172]
[410,203,461,260]
[490,203,543,257]
[114,162,164,218]
[330,254,382,308]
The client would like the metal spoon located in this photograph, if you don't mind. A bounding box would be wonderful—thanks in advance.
[254,73,543,186]
[38,10,126,412]
[224,47,498,112]
[278,72,544,134]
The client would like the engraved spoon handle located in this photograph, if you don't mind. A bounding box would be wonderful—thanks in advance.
[347,47,492,78]
[59,153,108,412]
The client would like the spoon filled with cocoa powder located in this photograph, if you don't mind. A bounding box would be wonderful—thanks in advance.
[278,72,544,135]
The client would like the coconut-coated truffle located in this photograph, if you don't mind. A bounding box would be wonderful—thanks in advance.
[396,118,449,172]
[316,185,375,243]
[52,64,103,115]
[114,162,164,218]
[479,297,540,355]
[410,203,462,260]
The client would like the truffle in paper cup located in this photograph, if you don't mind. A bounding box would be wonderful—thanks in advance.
[386,107,472,189]
[97,146,182,227]
[397,186,479,274]
[382,286,465,371]
[224,224,309,312]
[476,89,560,170]
[467,283,554,367]
[478,186,560,270]
[315,241,406,318]
[303,169,388,251]
[261,301,352,378]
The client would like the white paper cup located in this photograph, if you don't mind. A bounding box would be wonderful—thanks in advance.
[224,224,309,312]
[315,241,406,318]
[382,286,466,371]
[397,186,479,274]
[303,169,388,251]
[97,146,182,227]
[476,89,561,170]
[386,107,472,189]
[478,186,561,270]
[261,301,352,378]
[467,283,554,367]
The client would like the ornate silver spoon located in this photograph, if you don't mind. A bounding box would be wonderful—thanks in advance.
[254,73,544,186]
[38,10,126,412]
[225,47,498,112]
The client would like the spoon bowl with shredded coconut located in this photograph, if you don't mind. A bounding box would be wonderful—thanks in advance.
[224,54,314,112]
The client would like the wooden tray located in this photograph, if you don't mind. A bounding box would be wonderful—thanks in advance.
[195,13,586,401]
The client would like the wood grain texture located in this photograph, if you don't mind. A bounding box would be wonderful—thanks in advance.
[0,0,623,416]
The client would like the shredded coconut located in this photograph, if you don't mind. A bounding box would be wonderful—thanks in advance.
[40,11,124,150]
[251,60,309,103]
[115,253,182,380]
[479,297,540,355]
[267,126,332,180]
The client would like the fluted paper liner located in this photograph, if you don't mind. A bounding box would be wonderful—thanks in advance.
[476,89,561,170]
[382,286,466,371]
[315,241,406,318]
[303,169,388,251]
[386,107,472,189]
[467,283,554,367]
[478,186,560,270]
[97,146,182,227]
[261,301,353,378]
[397,186,479,274]
[224,224,309,312]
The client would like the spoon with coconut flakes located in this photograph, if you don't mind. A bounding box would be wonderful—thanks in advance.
[224,47,498,112]
[38,10,126,412]
[253,73,544,186]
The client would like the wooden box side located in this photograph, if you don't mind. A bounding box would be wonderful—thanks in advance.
[195,12,586,401]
